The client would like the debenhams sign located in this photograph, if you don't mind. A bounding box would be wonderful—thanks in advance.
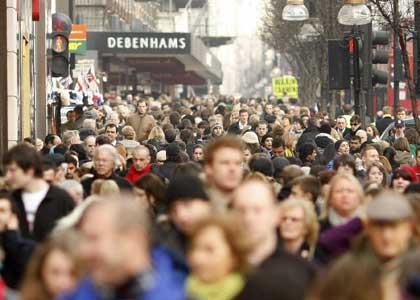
[87,32,191,54]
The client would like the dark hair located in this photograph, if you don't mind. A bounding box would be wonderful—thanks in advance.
[333,154,356,174]
[44,134,56,145]
[299,143,316,162]
[180,128,194,144]
[350,114,361,124]
[134,174,166,213]
[64,154,78,167]
[239,108,248,115]
[319,122,332,134]
[261,133,274,146]
[3,144,43,178]
[272,137,285,149]
[53,144,68,156]
[105,123,118,132]
[95,134,111,146]
[164,128,177,143]
[391,168,413,185]
[0,191,17,214]
[249,154,274,177]
[290,175,321,203]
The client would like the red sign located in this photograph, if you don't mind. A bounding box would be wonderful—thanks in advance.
[32,0,40,21]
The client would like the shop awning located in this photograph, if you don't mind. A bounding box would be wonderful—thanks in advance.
[86,31,223,85]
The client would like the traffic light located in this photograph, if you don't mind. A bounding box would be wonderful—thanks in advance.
[51,13,72,77]
[328,39,351,90]
[371,30,390,86]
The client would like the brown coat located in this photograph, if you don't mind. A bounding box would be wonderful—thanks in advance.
[126,113,156,142]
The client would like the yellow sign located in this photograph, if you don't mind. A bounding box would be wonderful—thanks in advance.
[272,75,299,99]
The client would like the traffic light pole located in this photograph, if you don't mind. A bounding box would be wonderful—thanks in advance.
[352,28,363,125]
[393,0,400,115]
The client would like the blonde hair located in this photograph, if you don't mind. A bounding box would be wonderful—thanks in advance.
[322,173,364,219]
[148,126,165,141]
[279,199,319,258]
[99,180,120,197]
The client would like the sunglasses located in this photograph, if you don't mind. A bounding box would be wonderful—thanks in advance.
[351,123,359,126]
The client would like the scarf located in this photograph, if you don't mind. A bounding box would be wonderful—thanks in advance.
[187,273,244,300]
[328,207,363,227]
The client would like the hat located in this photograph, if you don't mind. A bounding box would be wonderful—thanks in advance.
[395,119,405,128]
[272,157,290,177]
[242,131,259,144]
[367,191,413,221]
[166,174,209,205]
[249,155,274,177]
[166,142,180,157]
[211,123,223,131]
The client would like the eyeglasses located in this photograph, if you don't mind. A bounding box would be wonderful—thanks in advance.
[351,123,359,126]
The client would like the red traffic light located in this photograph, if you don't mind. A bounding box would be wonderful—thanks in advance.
[52,13,72,36]
[349,38,355,55]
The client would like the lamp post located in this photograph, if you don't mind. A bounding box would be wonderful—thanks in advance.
[337,0,372,127]
[337,0,372,26]
[282,0,309,21]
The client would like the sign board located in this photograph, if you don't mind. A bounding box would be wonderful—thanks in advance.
[272,75,299,99]
[69,24,87,54]
[87,32,191,54]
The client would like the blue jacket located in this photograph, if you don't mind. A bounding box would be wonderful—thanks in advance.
[59,247,185,300]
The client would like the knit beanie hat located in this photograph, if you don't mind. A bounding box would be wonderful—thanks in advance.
[166,174,209,206]
[249,155,274,177]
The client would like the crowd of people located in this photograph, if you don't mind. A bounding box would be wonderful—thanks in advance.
[0,93,420,300]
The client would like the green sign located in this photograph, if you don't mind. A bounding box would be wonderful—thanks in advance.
[69,40,87,54]
[272,75,299,98]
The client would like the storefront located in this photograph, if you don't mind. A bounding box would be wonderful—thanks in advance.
[86,31,223,95]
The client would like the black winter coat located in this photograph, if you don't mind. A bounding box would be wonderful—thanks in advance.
[12,185,75,242]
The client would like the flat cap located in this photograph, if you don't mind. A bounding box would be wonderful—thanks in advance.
[242,131,259,144]
[367,191,413,221]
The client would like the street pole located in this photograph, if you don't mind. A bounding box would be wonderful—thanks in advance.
[393,0,400,116]
[353,28,363,122]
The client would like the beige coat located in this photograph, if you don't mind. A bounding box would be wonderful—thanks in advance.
[126,113,156,142]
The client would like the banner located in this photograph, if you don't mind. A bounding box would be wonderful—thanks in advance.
[272,75,299,99]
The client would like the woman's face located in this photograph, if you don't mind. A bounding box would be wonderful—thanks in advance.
[188,226,235,283]
[368,166,384,185]
[338,141,350,155]
[42,249,78,297]
[392,177,411,193]
[280,206,307,242]
[282,118,291,127]
[264,137,273,150]
[330,178,361,218]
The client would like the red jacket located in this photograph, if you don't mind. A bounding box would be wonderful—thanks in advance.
[125,164,152,184]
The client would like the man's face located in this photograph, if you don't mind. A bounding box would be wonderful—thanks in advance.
[272,146,285,158]
[350,139,361,151]
[336,118,346,130]
[363,149,380,167]
[66,163,77,179]
[367,220,412,261]
[257,124,268,137]
[80,208,129,285]
[67,111,76,122]
[137,102,147,115]
[397,111,406,120]
[170,200,211,233]
[232,181,278,244]
[193,148,204,162]
[213,126,223,137]
[94,151,114,177]
[265,105,273,115]
[5,162,34,190]
[85,138,96,158]
[239,112,248,124]
[351,121,361,132]
[106,127,118,143]
[205,148,243,193]
[132,149,151,171]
